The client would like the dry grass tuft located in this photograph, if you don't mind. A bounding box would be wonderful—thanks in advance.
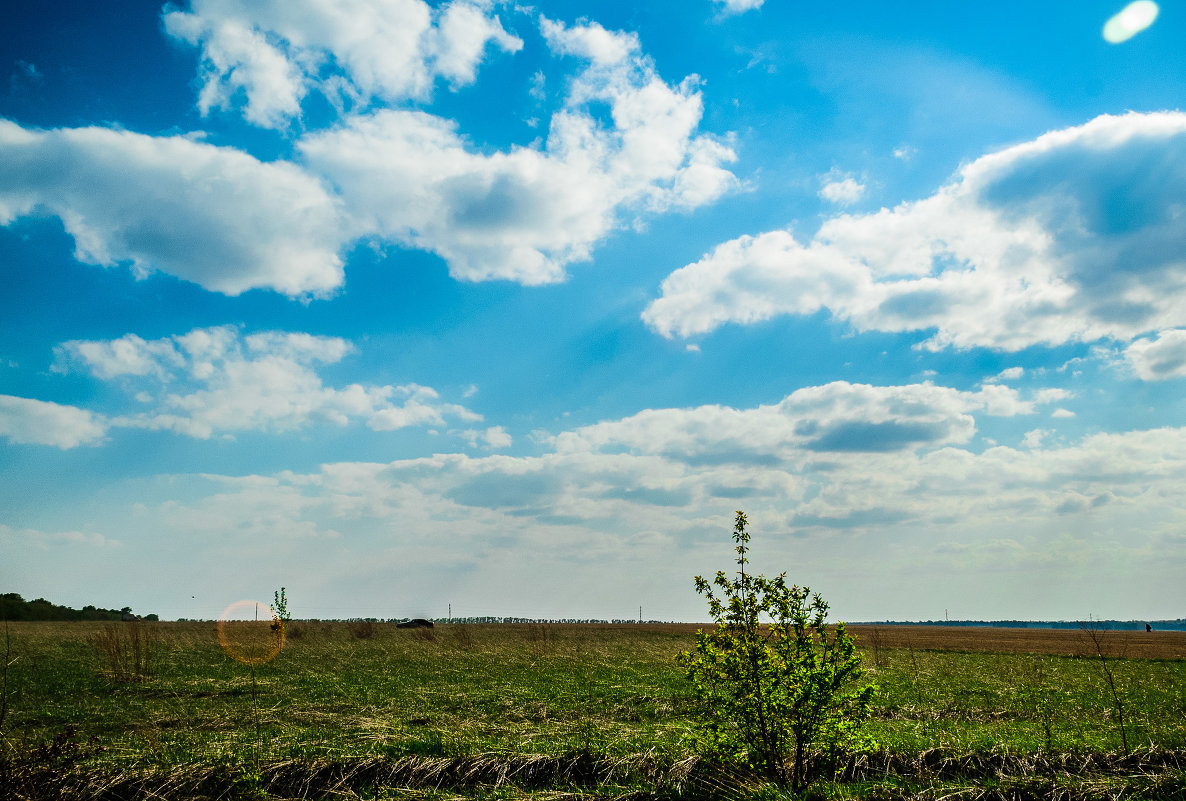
[347,620,377,640]
[85,621,158,682]
[447,625,473,650]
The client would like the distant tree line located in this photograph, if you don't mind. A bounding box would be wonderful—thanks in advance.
[1,593,157,622]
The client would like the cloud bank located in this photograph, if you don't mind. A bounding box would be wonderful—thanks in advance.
[84,383,1185,618]
[46,326,481,440]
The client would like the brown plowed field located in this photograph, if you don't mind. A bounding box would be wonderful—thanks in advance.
[551,623,1186,659]
[844,624,1186,659]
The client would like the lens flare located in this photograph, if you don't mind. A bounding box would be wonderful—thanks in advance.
[217,599,285,665]
[1103,1,1160,43]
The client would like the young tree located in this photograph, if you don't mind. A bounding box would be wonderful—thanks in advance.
[271,587,292,636]
[679,511,876,792]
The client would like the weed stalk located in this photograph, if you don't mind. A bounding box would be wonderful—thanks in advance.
[1082,621,1130,755]
[0,618,9,735]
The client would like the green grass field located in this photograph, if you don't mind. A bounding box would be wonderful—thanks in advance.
[2,621,1185,799]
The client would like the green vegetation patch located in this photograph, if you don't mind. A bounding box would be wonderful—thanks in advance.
[1,621,1185,799]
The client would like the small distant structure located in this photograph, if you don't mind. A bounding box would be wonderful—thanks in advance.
[396,618,434,629]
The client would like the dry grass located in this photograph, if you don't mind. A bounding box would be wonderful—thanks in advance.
[85,621,159,682]
[14,743,1186,800]
[347,620,378,640]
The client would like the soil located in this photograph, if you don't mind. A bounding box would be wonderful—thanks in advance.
[599,622,1186,660]
[845,624,1186,660]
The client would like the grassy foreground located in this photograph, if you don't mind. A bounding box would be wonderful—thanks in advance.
[2,620,1185,799]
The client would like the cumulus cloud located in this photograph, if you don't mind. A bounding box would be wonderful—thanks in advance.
[0,395,107,448]
[1125,329,1186,380]
[712,0,765,15]
[818,172,866,205]
[988,367,1025,382]
[644,112,1186,355]
[54,326,480,439]
[301,18,737,284]
[163,0,522,128]
[1,13,736,295]
[460,425,513,449]
[0,120,347,296]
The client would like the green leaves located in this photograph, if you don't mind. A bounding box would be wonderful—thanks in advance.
[678,510,876,791]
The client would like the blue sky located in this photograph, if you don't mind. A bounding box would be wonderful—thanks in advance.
[2,0,1185,622]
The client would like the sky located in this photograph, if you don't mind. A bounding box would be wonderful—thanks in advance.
[2,0,1185,623]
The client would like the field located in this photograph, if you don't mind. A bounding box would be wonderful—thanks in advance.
[2,620,1185,800]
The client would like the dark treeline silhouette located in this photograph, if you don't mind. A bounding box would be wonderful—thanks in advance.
[861,618,1186,631]
[1,592,157,622]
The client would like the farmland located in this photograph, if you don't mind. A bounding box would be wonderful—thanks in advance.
[2,621,1185,799]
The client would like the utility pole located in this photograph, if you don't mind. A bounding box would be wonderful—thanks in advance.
[639,605,642,624]
[448,603,451,622]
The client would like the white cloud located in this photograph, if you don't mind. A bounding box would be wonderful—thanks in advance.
[0,120,347,297]
[301,17,737,284]
[0,395,107,448]
[1124,329,1186,380]
[552,381,1046,464]
[55,326,481,439]
[644,112,1186,355]
[712,0,765,16]
[0,524,119,550]
[988,367,1025,382]
[1032,388,1072,405]
[1022,428,1052,449]
[163,0,522,128]
[818,172,866,205]
[460,425,513,449]
[2,13,737,296]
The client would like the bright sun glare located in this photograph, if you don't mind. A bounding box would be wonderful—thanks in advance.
[216,599,285,666]
[1103,0,1160,43]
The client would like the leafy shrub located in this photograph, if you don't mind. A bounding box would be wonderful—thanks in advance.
[679,511,876,792]
[270,587,292,639]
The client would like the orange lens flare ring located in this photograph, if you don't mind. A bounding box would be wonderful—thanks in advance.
[216,600,285,665]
